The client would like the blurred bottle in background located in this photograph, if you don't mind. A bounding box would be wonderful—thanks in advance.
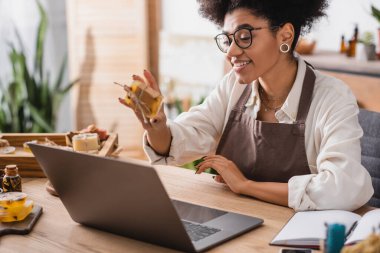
[347,24,359,57]
[340,35,347,54]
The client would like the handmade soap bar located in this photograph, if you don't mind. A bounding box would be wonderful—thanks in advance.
[0,139,10,147]
[0,192,27,207]
[23,140,38,152]
[124,80,163,118]
[0,192,33,222]
[72,133,100,152]
[0,200,34,222]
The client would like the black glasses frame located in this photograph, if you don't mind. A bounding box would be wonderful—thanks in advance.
[214,26,280,53]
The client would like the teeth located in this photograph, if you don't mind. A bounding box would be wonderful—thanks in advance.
[234,61,250,67]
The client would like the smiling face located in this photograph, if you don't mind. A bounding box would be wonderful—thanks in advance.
[223,8,285,84]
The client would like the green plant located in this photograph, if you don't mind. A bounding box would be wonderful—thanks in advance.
[359,31,375,45]
[0,1,77,133]
[371,4,380,24]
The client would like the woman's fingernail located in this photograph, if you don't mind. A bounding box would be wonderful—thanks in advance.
[212,176,215,179]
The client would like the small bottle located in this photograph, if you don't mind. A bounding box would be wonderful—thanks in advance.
[346,39,356,57]
[346,24,358,58]
[340,35,346,54]
[353,24,358,42]
[2,164,22,192]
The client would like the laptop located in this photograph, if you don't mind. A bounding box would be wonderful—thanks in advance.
[30,144,263,252]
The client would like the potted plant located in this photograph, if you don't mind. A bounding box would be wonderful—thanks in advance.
[359,31,377,61]
[371,4,380,54]
[0,1,78,133]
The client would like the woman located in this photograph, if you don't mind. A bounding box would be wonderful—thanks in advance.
[119,0,374,211]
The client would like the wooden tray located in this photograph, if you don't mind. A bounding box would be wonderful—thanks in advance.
[0,133,118,177]
[0,205,43,235]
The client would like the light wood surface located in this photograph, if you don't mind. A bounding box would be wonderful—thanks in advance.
[0,165,373,252]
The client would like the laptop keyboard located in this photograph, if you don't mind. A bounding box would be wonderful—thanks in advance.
[182,220,221,242]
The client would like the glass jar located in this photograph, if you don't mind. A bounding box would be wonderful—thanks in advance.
[2,164,22,192]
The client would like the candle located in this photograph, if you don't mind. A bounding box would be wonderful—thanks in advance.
[72,133,100,152]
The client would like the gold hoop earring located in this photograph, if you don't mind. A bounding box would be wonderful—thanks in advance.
[280,43,290,53]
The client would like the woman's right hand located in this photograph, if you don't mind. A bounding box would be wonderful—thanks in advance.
[118,69,167,132]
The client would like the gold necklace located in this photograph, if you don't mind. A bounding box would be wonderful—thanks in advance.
[258,86,286,112]
[260,100,282,112]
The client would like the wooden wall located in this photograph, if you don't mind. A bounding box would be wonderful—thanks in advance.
[66,0,160,159]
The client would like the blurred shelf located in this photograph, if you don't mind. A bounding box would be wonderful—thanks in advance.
[301,50,380,113]
[302,50,380,78]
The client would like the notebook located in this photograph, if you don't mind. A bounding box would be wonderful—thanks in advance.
[270,209,380,249]
[29,144,264,253]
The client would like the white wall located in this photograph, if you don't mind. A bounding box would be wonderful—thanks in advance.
[162,0,219,36]
[0,0,70,132]
[311,0,379,51]
[160,0,225,104]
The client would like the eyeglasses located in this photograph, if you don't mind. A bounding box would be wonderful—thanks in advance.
[214,26,279,53]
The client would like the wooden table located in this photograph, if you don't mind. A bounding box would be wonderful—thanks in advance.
[0,165,372,252]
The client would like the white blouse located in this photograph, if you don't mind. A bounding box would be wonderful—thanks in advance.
[143,57,374,212]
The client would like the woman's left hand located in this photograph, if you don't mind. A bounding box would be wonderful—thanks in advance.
[195,155,248,194]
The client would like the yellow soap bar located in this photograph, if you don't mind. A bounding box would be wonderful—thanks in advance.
[0,199,34,222]
[124,81,163,118]
[72,133,100,152]
[23,140,38,152]
[0,192,27,207]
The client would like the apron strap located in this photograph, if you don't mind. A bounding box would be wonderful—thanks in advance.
[304,60,315,69]
[234,84,252,112]
[296,65,316,122]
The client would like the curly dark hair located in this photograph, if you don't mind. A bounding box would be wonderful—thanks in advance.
[197,0,329,50]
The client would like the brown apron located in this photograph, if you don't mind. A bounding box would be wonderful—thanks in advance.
[216,66,316,182]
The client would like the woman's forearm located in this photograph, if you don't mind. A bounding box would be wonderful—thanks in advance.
[146,125,172,156]
[241,181,289,207]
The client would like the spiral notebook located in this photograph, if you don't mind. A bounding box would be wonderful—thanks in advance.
[270,209,380,249]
